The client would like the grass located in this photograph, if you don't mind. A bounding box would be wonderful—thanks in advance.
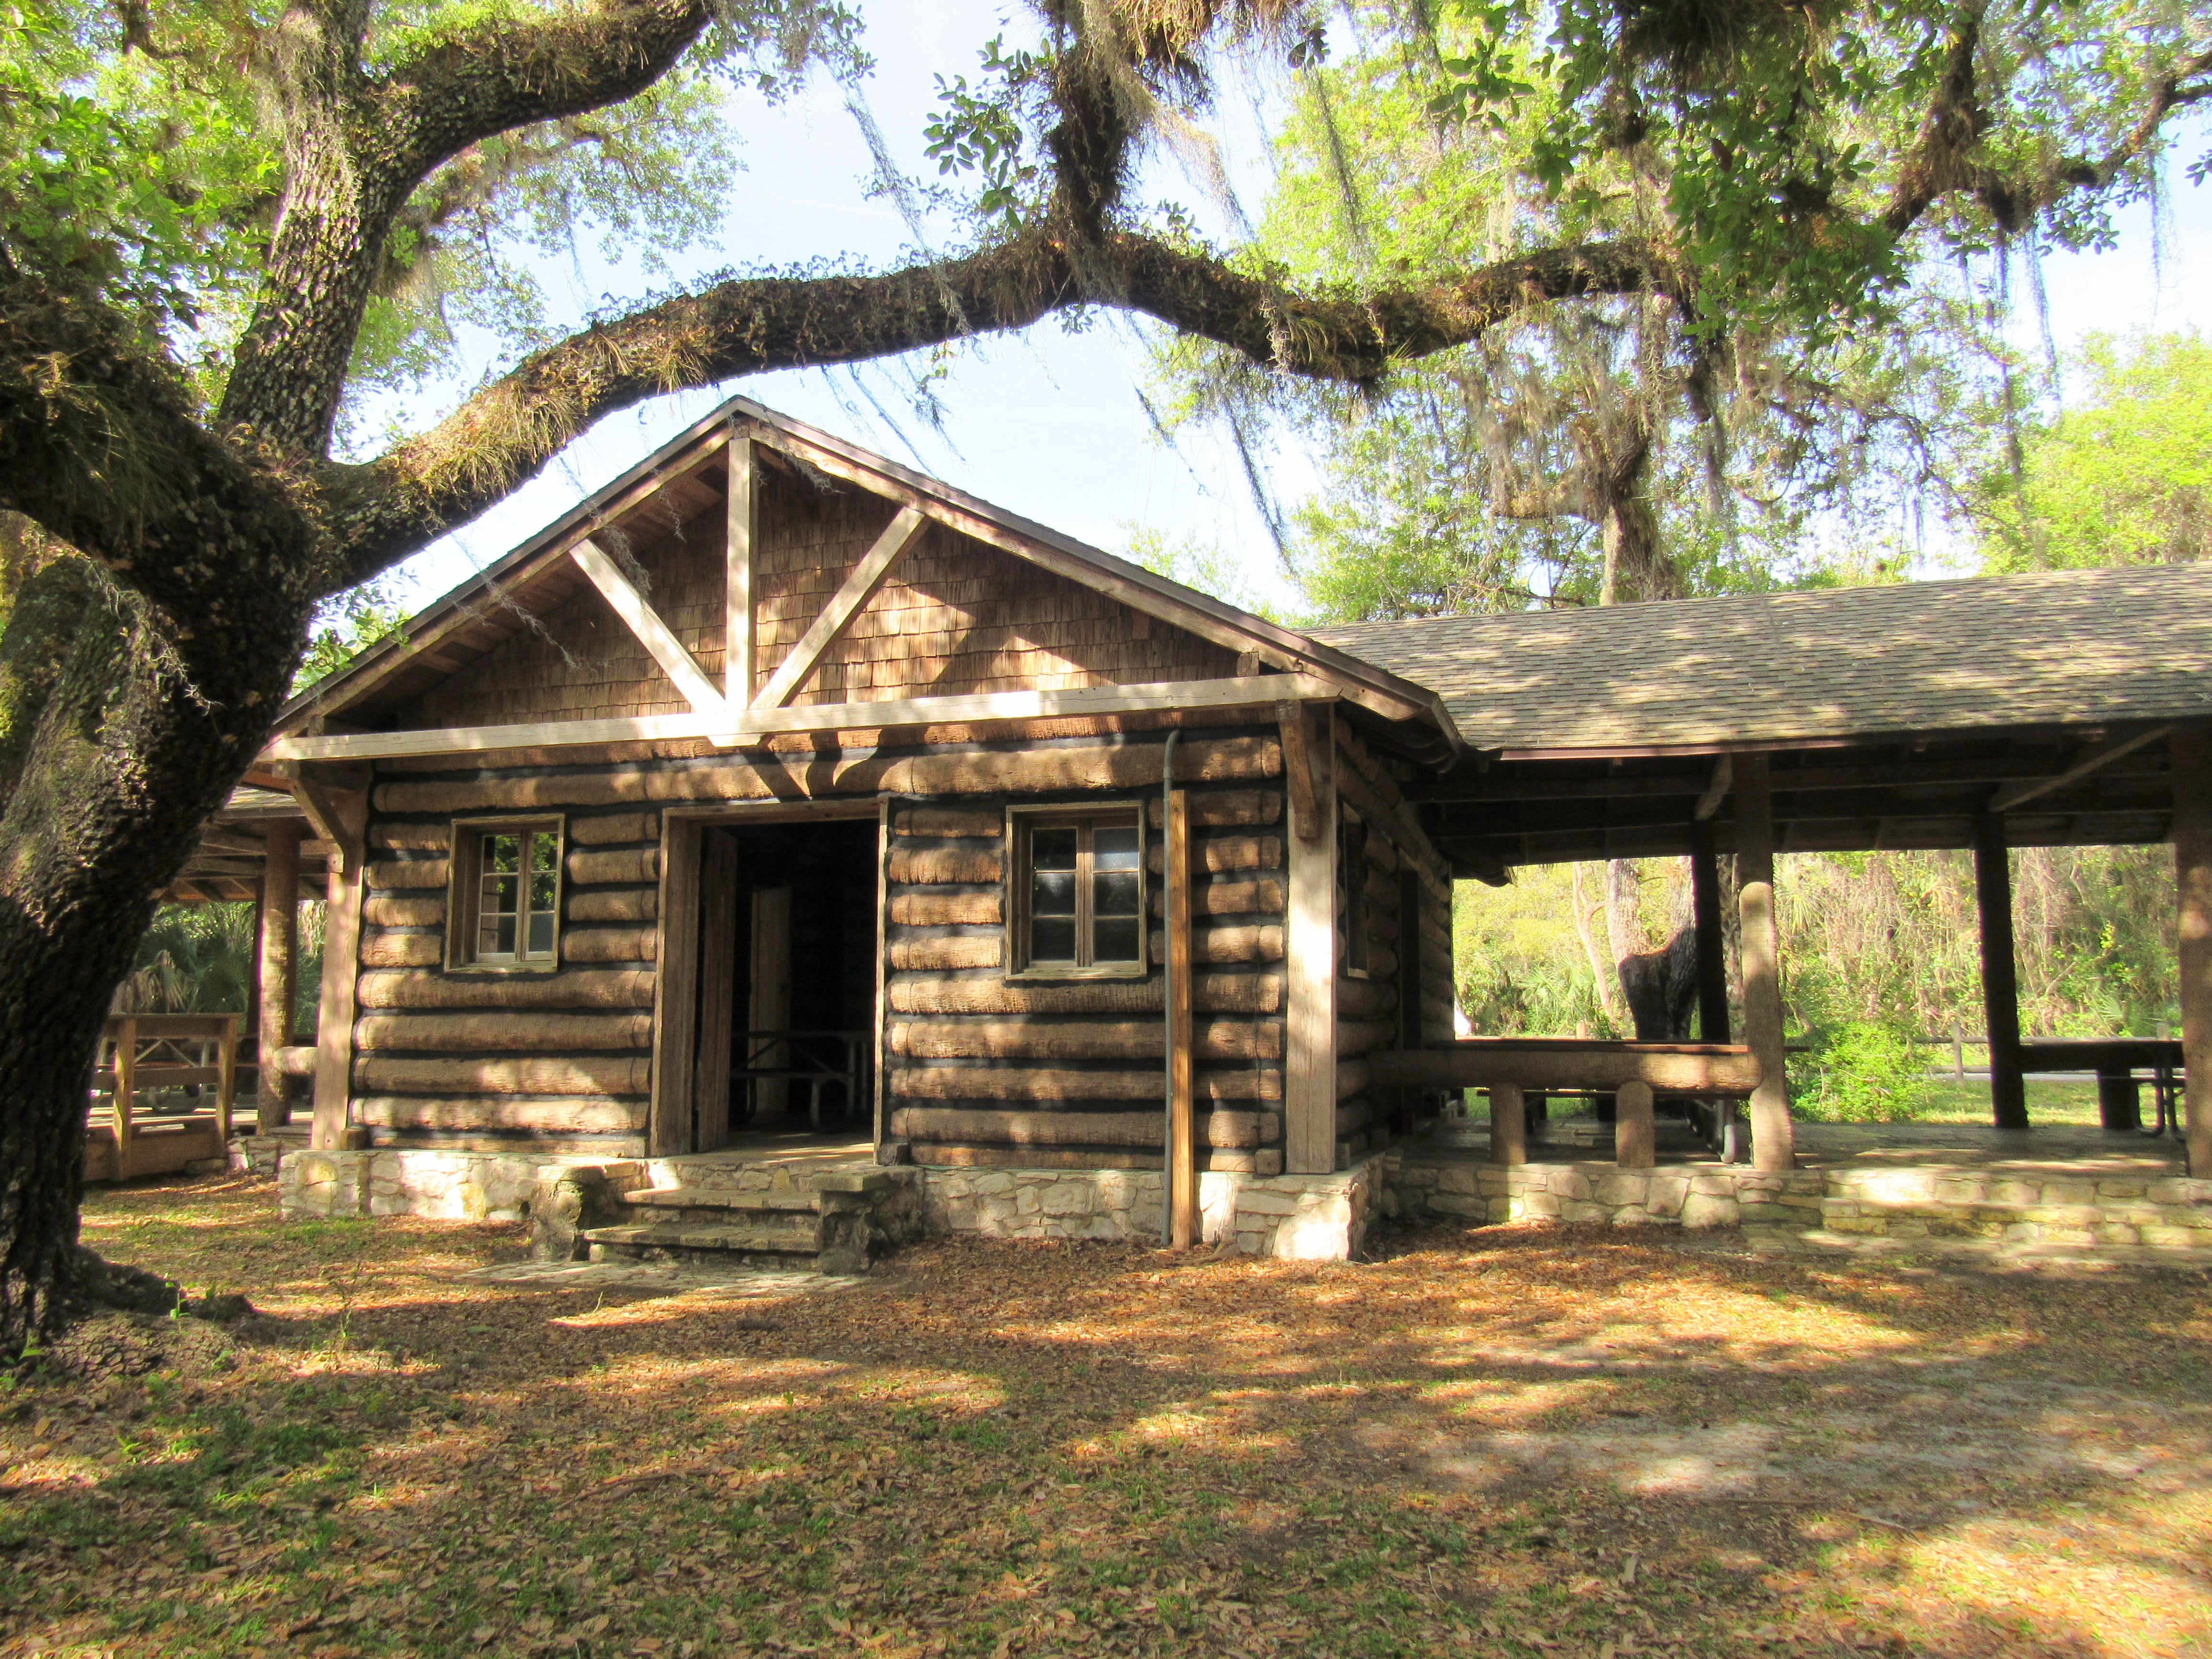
[2,1173,2209,1659]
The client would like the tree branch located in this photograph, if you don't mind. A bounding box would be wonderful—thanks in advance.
[322,229,1667,588]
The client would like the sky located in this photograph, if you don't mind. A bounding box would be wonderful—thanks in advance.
[366,2,2212,620]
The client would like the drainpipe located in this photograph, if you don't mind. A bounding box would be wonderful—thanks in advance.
[1161,728,1180,1248]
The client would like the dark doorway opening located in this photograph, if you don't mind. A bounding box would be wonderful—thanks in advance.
[694,817,878,1151]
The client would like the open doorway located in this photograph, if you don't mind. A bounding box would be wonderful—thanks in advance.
[692,815,879,1153]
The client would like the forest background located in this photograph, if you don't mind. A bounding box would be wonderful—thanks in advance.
[114,2,2212,1122]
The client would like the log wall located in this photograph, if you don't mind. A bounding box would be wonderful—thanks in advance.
[881,739,1290,1175]
[349,805,662,1155]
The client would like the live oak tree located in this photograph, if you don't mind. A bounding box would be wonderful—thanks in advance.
[0,0,2207,1349]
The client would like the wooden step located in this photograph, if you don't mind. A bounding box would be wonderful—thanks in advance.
[583,1221,824,1268]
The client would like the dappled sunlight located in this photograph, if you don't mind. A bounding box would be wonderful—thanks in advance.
[6,1176,2208,1659]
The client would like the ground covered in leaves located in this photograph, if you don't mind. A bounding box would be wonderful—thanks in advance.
[3,1175,2209,1659]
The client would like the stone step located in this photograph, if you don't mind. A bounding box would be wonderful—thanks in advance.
[583,1221,826,1267]
[625,1185,821,1215]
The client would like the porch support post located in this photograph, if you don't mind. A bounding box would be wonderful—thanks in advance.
[1735,754,1794,1171]
[1488,1082,1526,1166]
[1285,704,1339,1174]
[1689,821,1730,1044]
[255,820,301,1133]
[2171,723,2212,1177]
[1973,813,2030,1131]
[1615,1080,1655,1169]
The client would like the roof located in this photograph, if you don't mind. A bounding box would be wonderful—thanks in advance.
[1309,564,2212,756]
[282,395,1459,751]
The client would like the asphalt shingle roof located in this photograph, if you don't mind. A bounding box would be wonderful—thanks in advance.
[1308,564,2212,755]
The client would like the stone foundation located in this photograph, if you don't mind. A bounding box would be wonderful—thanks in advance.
[1385,1156,1826,1234]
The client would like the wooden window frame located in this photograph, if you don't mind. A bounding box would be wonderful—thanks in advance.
[1339,807,1372,979]
[1004,802,1149,982]
[446,816,565,973]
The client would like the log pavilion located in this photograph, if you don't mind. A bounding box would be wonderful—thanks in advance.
[160,399,2212,1261]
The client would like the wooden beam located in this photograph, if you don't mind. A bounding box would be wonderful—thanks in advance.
[726,433,754,703]
[1279,701,1322,842]
[1692,754,1733,822]
[571,536,728,717]
[1284,703,1338,1174]
[256,820,301,1133]
[1488,1081,1526,1166]
[1690,820,1730,1044]
[1987,725,2172,813]
[754,505,926,709]
[1166,786,1198,1248]
[650,816,704,1155]
[1973,813,2029,1130]
[2172,724,2212,1177]
[262,676,1344,766]
[1735,753,1793,1170]
[308,773,371,1153]
[694,828,739,1149]
[1371,1042,1762,1094]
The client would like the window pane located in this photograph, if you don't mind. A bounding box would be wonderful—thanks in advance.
[1093,825,1140,869]
[1031,868,1078,917]
[485,834,522,875]
[1032,827,1078,871]
[1094,869,1141,918]
[529,832,559,876]
[1031,917,1078,963]
[1094,917,1141,963]
[527,909,556,957]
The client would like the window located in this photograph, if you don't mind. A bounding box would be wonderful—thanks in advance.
[1339,811,1371,977]
[1008,808,1146,977]
[449,819,563,969]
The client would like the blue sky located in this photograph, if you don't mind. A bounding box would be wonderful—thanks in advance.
[373,2,2212,617]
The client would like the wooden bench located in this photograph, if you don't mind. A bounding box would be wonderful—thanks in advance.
[2018,1037,2184,1134]
[85,1013,240,1182]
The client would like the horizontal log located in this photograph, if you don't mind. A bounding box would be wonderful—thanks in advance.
[1369,1042,1764,1094]
[562,928,658,963]
[353,1054,652,1095]
[888,846,1002,885]
[372,1131,648,1156]
[1338,1059,1372,1101]
[354,1012,653,1052]
[1362,942,1400,978]
[371,736,1275,815]
[1150,878,1283,918]
[1148,835,1281,875]
[890,1020,1282,1062]
[911,1144,1164,1170]
[361,932,444,968]
[568,889,657,923]
[1336,1098,1379,1137]
[367,859,449,890]
[1146,790,1282,828]
[569,848,658,885]
[1365,832,1401,875]
[369,822,451,852]
[890,891,1001,927]
[356,1096,646,1133]
[1336,1019,1398,1057]
[888,935,1003,971]
[1150,925,1283,964]
[1336,977,1399,1020]
[357,968,656,1010]
[271,1045,318,1078]
[893,1064,1280,1104]
[894,805,1001,838]
[566,812,660,845]
[886,971,1282,1016]
[365,895,444,928]
[888,1107,1278,1149]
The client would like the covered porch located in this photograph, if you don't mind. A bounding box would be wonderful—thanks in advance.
[1324,565,2212,1181]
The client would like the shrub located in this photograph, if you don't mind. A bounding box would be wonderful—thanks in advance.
[1802,1021,1933,1122]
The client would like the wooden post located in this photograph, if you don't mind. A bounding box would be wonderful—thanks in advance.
[215,1013,237,1143]
[1285,705,1339,1174]
[1615,1079,1655,1168]
[2171,723,2212,1178]
[694,829,739,1149]
[1166,787,1198,1247]
[1689,822,1730,1043]
[1735,753,1794,1171]
[1973,813,2029,1131]
[650,816,703,1155]
[726,433,755,703]
[2096,1068,2142,1132]
[1489,1082,1526,1166]
[304,772,371,1154]
[256,819,301,1133]
[112,1017,137,1155]
[750,886,793,1121]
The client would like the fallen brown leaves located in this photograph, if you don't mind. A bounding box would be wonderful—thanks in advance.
[0,1174,2206,1659]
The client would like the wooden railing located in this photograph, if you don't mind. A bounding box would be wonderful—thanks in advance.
[91,1014,240,1174]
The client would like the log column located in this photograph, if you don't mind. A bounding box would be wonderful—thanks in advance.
[1284,704,1339,1174]
[1973,814,2029,1131]
[1735,754,1794,1171]
[1689,822,1730,1043]
[2172,723,2212,1178]
[1488,1082,1526,1167]
[255,820,301,1133]
[1614,1080,1655,1169]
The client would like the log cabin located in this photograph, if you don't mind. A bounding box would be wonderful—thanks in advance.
[238,397,1467,1253]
